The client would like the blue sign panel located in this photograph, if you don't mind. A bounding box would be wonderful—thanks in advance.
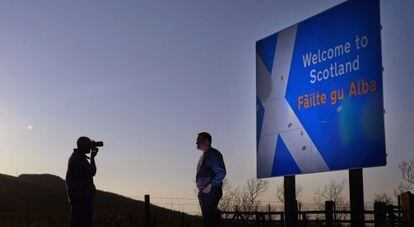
[256,0,385,178]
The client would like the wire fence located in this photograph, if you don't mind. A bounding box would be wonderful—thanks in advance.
[132,195,202,215]
[130,195,384,217]
[0,202,412,227]
[2,193,414,227]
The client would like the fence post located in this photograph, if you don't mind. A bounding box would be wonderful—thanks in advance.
[325,200,334,227]
[268,204,272,222]
[145,194,151,227]
[374,201,386,227]
[400,192,414,227]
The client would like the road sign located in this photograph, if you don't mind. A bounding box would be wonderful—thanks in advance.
[256,0,385,178]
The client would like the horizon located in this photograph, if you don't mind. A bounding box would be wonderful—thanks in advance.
[1,0,413,215]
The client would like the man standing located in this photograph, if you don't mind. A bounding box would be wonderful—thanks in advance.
[196,132,226,227]
[66,136,98,227]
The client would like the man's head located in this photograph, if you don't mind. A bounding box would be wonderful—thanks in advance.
[77,136,92,154]
[196,132,212,152]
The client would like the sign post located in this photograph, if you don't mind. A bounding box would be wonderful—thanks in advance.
[284,175,298,227]
[349,168,364,226]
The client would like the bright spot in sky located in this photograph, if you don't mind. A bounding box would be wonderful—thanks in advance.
[27,125,33,131]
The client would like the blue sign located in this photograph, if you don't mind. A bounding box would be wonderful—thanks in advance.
[256,0,385,178]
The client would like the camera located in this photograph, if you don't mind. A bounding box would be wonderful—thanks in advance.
[91,140,104,150]
[91,140,104,147]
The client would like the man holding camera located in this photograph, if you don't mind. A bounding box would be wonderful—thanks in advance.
[196,132,226,227]
[66,136,100,227]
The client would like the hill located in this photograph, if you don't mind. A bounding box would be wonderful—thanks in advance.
[0,173,201,226]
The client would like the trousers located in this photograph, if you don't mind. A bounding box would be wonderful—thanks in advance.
[198,188,223,227]
[70,197,94,227]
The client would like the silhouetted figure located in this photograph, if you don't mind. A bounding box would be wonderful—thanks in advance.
[66,137,98,227]
[196,132,226,227]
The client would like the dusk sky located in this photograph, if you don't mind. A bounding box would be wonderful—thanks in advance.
[0,0,413,213]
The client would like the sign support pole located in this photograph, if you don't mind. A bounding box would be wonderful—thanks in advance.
[284,175,298,227]
[349,168,364,227]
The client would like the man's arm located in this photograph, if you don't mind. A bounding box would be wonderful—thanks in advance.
[89,150,98,177]
[207,154,226,188]
[89,157,97,177]
[81,151,97,177]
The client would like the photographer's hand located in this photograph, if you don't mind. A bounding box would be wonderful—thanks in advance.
[91,148,98,159]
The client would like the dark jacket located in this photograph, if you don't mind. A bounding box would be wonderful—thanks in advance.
[66,150,96,203]
[196,147,226,191]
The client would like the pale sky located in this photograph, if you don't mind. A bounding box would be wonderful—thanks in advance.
[0,0,413,213]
